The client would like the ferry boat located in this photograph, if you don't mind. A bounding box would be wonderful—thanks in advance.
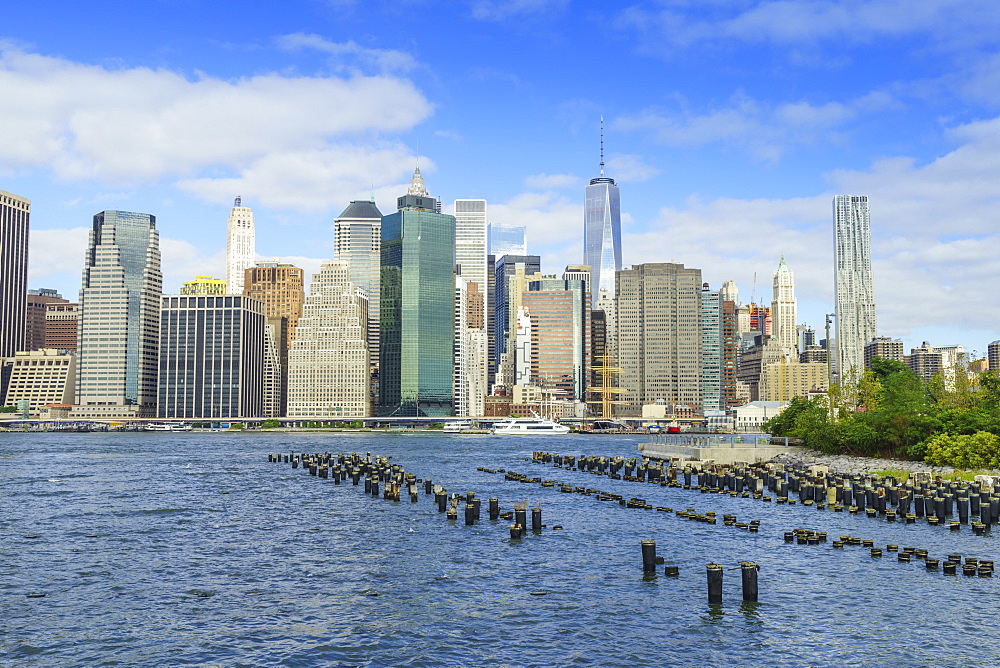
[491,416,571,435]
[144,423,193,432]
[443,420,478,433]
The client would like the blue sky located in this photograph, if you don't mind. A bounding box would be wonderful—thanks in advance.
[4,0,1000,357]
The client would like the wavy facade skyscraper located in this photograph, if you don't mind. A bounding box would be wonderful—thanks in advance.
[833,195,876,378]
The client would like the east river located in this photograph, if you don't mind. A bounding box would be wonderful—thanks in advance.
[2,432,999,667]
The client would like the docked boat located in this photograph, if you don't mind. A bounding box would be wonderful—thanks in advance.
[491,416,571,435]
[443,420,479,433]
[144,423,192,432]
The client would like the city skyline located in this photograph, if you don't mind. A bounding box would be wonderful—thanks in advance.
[4,2,1000,355]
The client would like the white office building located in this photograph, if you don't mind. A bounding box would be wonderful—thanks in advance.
[226,197,255,295]
[287,261,369,418]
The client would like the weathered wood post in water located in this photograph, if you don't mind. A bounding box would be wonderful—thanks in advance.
[740,562,759,602]
[707,563,723,603]
[641,539,656,574]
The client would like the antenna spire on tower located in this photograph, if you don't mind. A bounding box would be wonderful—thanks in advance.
[599,115,605,177]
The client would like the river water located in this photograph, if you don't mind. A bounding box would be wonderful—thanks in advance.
[2,432,998,667]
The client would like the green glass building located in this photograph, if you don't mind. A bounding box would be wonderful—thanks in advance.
[378,167,456,417]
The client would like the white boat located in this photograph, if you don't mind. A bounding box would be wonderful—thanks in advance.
[144,423,193,432]
[491,416,571,435]
[443,420,477,433]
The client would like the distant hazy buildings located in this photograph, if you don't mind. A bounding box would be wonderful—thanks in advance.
[334,197,383,370]
[0,190,30,358]
[488,223,526,256]
[226,197,255,295]
[833,195,877,378]
[158,295,265,419]
[378,168,456,417]
[287,261,369,418]
[522,276,590,402]
[617,263,702,416]
[989,341,1000,373]
[493,254,541,389]
[454,276,488,417]
[906,342,942,381]
[864,337,903,367]
[75,210,162,419]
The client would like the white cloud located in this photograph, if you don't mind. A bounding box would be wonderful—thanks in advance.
[620,113,1000,344]
[487,192,582,269]
[470,0,568,21]
[26,227,91,295]
[274,33,417,73]
[524,173,580,190]
[604,154,659,183]
[160,238,227,293]
[177,144,421,213]
[614,91,889,160]
[0,44,432,210]
[618,1,1000,51]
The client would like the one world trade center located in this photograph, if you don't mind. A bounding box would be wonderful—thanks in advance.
[583,118,622,308]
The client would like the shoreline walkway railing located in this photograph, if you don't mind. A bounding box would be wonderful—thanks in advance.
[648,433,793,448]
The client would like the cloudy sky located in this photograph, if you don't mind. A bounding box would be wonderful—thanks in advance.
[4,0,1000,356]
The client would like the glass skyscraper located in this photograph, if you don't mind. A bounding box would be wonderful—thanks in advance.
[75,210,162,418]
[584,131,622,308]
[378,168,456,417]
[833,195,876,378]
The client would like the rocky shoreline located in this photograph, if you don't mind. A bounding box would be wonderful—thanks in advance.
[768,449,999,478]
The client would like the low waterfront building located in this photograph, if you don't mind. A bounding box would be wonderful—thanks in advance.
[734,400,788,432]
[1,349,76,418]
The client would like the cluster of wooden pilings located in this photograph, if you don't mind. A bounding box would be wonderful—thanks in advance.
[530,451,1000,535]
[784,527,995,577]
[267,451,548,540]
[485,465,761,534]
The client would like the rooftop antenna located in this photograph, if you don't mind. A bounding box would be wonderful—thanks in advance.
[370,183,375,203]
[599,115,605,177]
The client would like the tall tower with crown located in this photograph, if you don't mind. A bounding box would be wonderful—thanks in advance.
[226,196,255,294]
[771,256,797,351]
